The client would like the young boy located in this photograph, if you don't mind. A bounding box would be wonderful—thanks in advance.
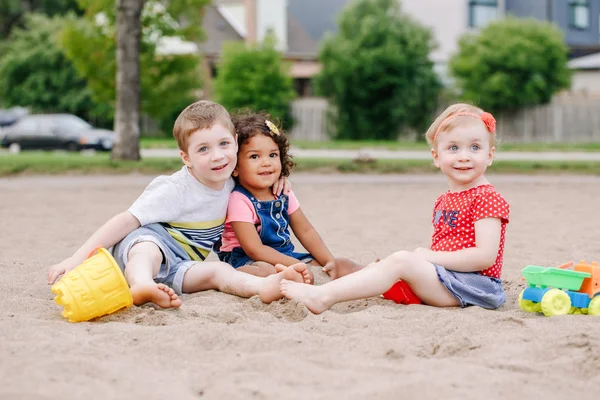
[47,101,310,308]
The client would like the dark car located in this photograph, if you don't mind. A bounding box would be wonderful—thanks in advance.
[0,114,114,152]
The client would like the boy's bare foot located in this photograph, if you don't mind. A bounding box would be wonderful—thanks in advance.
[280,280,331,314]
[260,263,311,304]
[323,257,363,280]
[130,283,182,309]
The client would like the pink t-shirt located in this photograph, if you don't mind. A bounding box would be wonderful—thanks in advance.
[219,190,300,252]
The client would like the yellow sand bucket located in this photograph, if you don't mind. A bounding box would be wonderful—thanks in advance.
[51,247,133,322]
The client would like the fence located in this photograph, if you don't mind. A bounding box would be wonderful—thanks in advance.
[496,98,600,143]
[287,96,600,143]
[289,98,330,141]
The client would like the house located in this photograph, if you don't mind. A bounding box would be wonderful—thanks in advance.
[197,0,348,97]
[568,51,600,94]
[504,0,600,58]
[399,0,600,80]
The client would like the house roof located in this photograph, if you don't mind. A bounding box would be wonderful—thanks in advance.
[200,4,319,59]
[287,0,350,41]
[198,5,243,55]
[568,52,600,70]
[286,15,318,58]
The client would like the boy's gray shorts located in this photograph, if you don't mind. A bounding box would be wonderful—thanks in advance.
[112,223,196,295]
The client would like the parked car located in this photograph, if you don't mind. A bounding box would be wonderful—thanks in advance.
[0,107,28,128]
[0,114,114,152]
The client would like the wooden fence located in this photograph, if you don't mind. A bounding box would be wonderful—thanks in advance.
[288,96,600,143]
[289,98,330,141]
[496,98,600,143]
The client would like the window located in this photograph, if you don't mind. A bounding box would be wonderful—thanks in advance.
[468,0,498,28]
[569,0,590,30]
[13,118,37,136]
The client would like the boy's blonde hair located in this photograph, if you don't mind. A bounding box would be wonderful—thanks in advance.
[173,100,235,151]
[425,103,496,148]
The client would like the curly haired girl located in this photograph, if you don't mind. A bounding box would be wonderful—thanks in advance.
[217,112,354,281]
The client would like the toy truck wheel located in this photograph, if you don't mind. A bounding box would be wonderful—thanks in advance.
[587,297,600,316]
[540,289,571,317]
[518,290,541,313]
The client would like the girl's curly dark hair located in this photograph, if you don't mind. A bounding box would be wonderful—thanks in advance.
[232,111,296,178]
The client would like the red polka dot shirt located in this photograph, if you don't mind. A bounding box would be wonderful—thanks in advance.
[430,184,510,278]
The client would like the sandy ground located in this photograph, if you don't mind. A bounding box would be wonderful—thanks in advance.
[2,173,600,400]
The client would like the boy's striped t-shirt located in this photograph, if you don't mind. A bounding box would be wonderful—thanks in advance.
[129,166,235,260]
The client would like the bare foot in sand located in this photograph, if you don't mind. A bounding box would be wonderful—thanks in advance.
[280,280,331,314]
[130,283,182,308]
[274,263,312,285]
[260,263,311,304]
[323,257,363,280]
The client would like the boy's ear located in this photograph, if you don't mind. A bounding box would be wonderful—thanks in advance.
[180,149,191,167]
[431,148,440,168]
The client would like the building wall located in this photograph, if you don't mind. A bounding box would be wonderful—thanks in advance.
[401,0,471,64]
[571,70,600,93]
[257,0,288,51]
[506,0,600,47]
[504,0,549,20]
[554,0,600,47]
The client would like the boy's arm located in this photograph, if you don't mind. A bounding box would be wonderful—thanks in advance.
[415,217,502,272]
[231,221,301,266]
[48,211,141,284]
[288,208,334,267]
[272,176,292,196]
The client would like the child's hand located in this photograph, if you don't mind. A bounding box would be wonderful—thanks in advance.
[323,257,363,280]
[272,176,292,196]
[48,256,80,285]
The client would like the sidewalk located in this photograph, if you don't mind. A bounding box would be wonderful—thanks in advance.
[141,148,600,161]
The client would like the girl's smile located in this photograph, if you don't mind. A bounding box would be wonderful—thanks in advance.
[235,134,283,198]
[432,123,494,192]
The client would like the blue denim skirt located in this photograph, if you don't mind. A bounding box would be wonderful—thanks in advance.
[435,265,506,309]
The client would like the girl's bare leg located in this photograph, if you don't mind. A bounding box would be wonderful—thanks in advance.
[281,251,459,314]
[181,261,311,303]
[238,261,277,277]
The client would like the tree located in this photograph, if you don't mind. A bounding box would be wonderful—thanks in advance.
[0,14,112,127]
[0,0,81,39]
[213,36,296,128]
[61,0,208,160]
[315,0,441,140]
[449,17,571,112]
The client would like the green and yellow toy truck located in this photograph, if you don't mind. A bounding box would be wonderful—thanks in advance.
[519,261,600,316]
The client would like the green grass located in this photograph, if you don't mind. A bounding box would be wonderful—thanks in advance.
[140,137,179,149]
[140,137,600,152]
[3,152,600,176]
[0,152,184,176]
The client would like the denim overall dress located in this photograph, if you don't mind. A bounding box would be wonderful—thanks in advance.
[217,185,313,268]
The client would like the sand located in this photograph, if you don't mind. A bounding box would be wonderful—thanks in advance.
[2,173,600,400]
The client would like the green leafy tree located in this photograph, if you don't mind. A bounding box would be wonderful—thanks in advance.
[316,0,441,140]
[0,14,112,127]
[213,36,296,128]
[0,0,81,39]
[449,17,571,112]
[60,0,208,160]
